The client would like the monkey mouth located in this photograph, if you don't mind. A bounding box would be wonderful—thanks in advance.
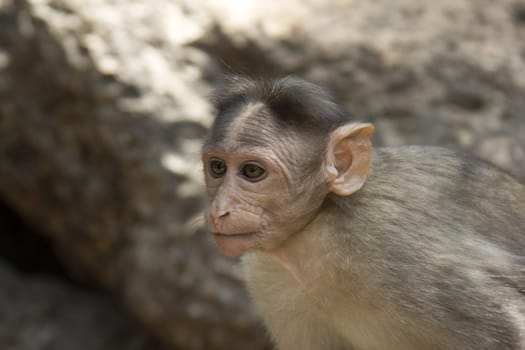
[212,231,258,239]
[211,231,260,256]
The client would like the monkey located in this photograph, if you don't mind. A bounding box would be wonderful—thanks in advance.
[201,75,525,350]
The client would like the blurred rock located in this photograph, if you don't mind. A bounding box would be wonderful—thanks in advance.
[0,0,523,349]
[0,0,265,349]
[0,261,169,350]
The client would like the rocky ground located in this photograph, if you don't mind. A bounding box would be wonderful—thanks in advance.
[0,0,523,349]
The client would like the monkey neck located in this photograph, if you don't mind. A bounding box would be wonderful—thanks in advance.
[260,206,340,286]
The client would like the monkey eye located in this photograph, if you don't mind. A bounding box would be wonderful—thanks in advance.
[240,162,266,181]
[209,159,227,177]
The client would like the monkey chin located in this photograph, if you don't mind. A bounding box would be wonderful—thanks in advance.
[212,232,258,257]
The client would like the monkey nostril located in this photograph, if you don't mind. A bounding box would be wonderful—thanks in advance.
[211,210,230,225]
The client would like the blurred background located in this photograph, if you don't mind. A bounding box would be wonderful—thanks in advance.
[0,0,524,349]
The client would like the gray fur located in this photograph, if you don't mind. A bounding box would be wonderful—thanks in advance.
[244,146,525,350]
[209,75,525,350]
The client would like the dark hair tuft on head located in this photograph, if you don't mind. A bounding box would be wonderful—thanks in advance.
[212,75,256,116]
[212,75,350,134]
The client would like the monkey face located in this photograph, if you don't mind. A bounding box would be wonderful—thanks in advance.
[203,76,374,257]
[202,146,327,256]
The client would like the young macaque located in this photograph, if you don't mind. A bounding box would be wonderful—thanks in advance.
[202,76,525,350]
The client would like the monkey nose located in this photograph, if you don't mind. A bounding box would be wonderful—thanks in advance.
[211,210,230,226]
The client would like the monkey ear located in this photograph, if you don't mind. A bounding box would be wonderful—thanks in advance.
[325,123,374,196]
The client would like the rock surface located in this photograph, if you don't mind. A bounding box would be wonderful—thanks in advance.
[0,261,170,350]
[0,0,523,349]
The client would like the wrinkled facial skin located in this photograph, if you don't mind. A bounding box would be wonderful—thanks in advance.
[202,146,327,257]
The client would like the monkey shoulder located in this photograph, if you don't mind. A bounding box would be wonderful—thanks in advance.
[341,146,525,306]
[369,146,523,190]
[370,146,517,180]
[357,146,525,253]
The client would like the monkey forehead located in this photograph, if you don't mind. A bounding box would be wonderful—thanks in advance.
[202,143,290,166]
[207,101,297,149]
[203,130,302,165]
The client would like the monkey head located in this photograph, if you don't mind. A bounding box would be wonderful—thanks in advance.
[202,76,374,256]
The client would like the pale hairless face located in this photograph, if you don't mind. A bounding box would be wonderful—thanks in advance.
[202,122,374,257]
[202,144,324,256]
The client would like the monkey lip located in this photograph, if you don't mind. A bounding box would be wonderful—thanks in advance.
[211,231,259,256]
[212,231,258,239]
